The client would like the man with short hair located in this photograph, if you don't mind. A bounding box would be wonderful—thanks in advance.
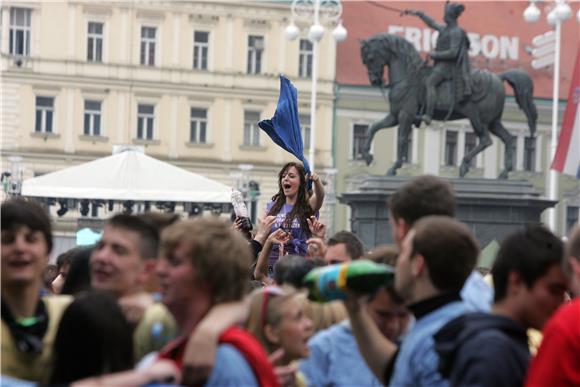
[388,176,456,244]
[525,225,580,386]
[435,225,568,387]
[388,175,492,311]
[300,280,408,387]
[302,230,365,332]
[78,217,278,386]
[155,217,279,385]
[390,216,478,386]
[346,216,479,386]
[1,198,71,383]
[324,231,365,264]
[91,214,159,298]
[343,176,490,386]
[90,214,177,362]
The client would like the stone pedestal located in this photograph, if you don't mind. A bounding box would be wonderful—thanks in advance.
[339,175,556,249]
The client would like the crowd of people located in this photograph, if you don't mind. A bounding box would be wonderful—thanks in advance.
[1,164,579,387]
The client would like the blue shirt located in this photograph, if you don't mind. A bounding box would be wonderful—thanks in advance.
[461,271,493,312]
[300,320,382,387]
[390,301,468,387]
[0,375,36,387]
[205,344,258,387]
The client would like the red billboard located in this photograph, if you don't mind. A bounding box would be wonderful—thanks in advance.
[338,1,579,99]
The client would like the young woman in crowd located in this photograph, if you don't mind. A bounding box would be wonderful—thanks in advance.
[264,162,324,275]
[247,286,314,387]
[49,290,133,384]
[57,246,93,296]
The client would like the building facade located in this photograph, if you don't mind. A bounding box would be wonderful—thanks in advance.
[333,1,579,238]
[0,0,339,252]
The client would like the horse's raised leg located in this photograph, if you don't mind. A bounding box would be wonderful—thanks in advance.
[460,112,492,177]
[361,114,399,166]
[489,120,515,179]
[387,113,413,176]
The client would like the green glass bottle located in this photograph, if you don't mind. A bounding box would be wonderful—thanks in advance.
[303,259,395,302]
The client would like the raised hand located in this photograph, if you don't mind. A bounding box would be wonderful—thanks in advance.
[308,171,325,212]
[254,215,277,246]
[308,172,320,184]
[402,9,423,17]
[232,217,243,232]
[268,228,291,258]
[307,216,327,240]
[307,237,327,259]
[269,228,291,244]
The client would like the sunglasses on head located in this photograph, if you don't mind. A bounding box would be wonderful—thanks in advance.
[261,286,285,329]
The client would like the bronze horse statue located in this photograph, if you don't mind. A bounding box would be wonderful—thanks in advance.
[360,33,537,178]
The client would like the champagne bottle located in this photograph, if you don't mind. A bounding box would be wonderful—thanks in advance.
[303,260,395,302]
[231,189,253,231]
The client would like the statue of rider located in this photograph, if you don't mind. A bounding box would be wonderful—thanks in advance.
[404,2,472,126]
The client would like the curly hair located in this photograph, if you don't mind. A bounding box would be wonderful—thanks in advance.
[267,162,313,237]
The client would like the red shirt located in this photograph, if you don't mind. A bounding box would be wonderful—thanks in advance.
[525,299,580,387]
[158,326,279,387]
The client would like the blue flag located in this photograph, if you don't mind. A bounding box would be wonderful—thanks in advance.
[259,75,312,179]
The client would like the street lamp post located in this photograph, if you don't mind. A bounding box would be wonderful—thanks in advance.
[285,0,347,172]
[524,0,576,231]
[322,167,337,235]
[238,164,254,197]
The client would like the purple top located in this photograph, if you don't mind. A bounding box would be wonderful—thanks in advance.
[266,201,316,273]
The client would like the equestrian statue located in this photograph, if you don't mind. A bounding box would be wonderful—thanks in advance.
[360,2,537,179]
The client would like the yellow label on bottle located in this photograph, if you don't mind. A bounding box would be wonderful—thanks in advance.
[337,264,348,290]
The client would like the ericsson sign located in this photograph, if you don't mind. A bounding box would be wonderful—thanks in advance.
[388,25,519,61]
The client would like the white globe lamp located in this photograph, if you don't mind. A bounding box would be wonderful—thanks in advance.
[332,21,347,42]
[285,23,300,40]
[547,9,559,26]
[554,1,572,20]
[523,2,541,22]
[308,23,324,42]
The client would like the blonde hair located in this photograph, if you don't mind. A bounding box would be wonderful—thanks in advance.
[160,217,251,304]
[246,286,299,354]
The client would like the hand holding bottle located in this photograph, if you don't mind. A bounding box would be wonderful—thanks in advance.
[231,189,252,231]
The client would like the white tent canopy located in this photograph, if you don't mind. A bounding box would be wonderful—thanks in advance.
[22,150,232,203]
